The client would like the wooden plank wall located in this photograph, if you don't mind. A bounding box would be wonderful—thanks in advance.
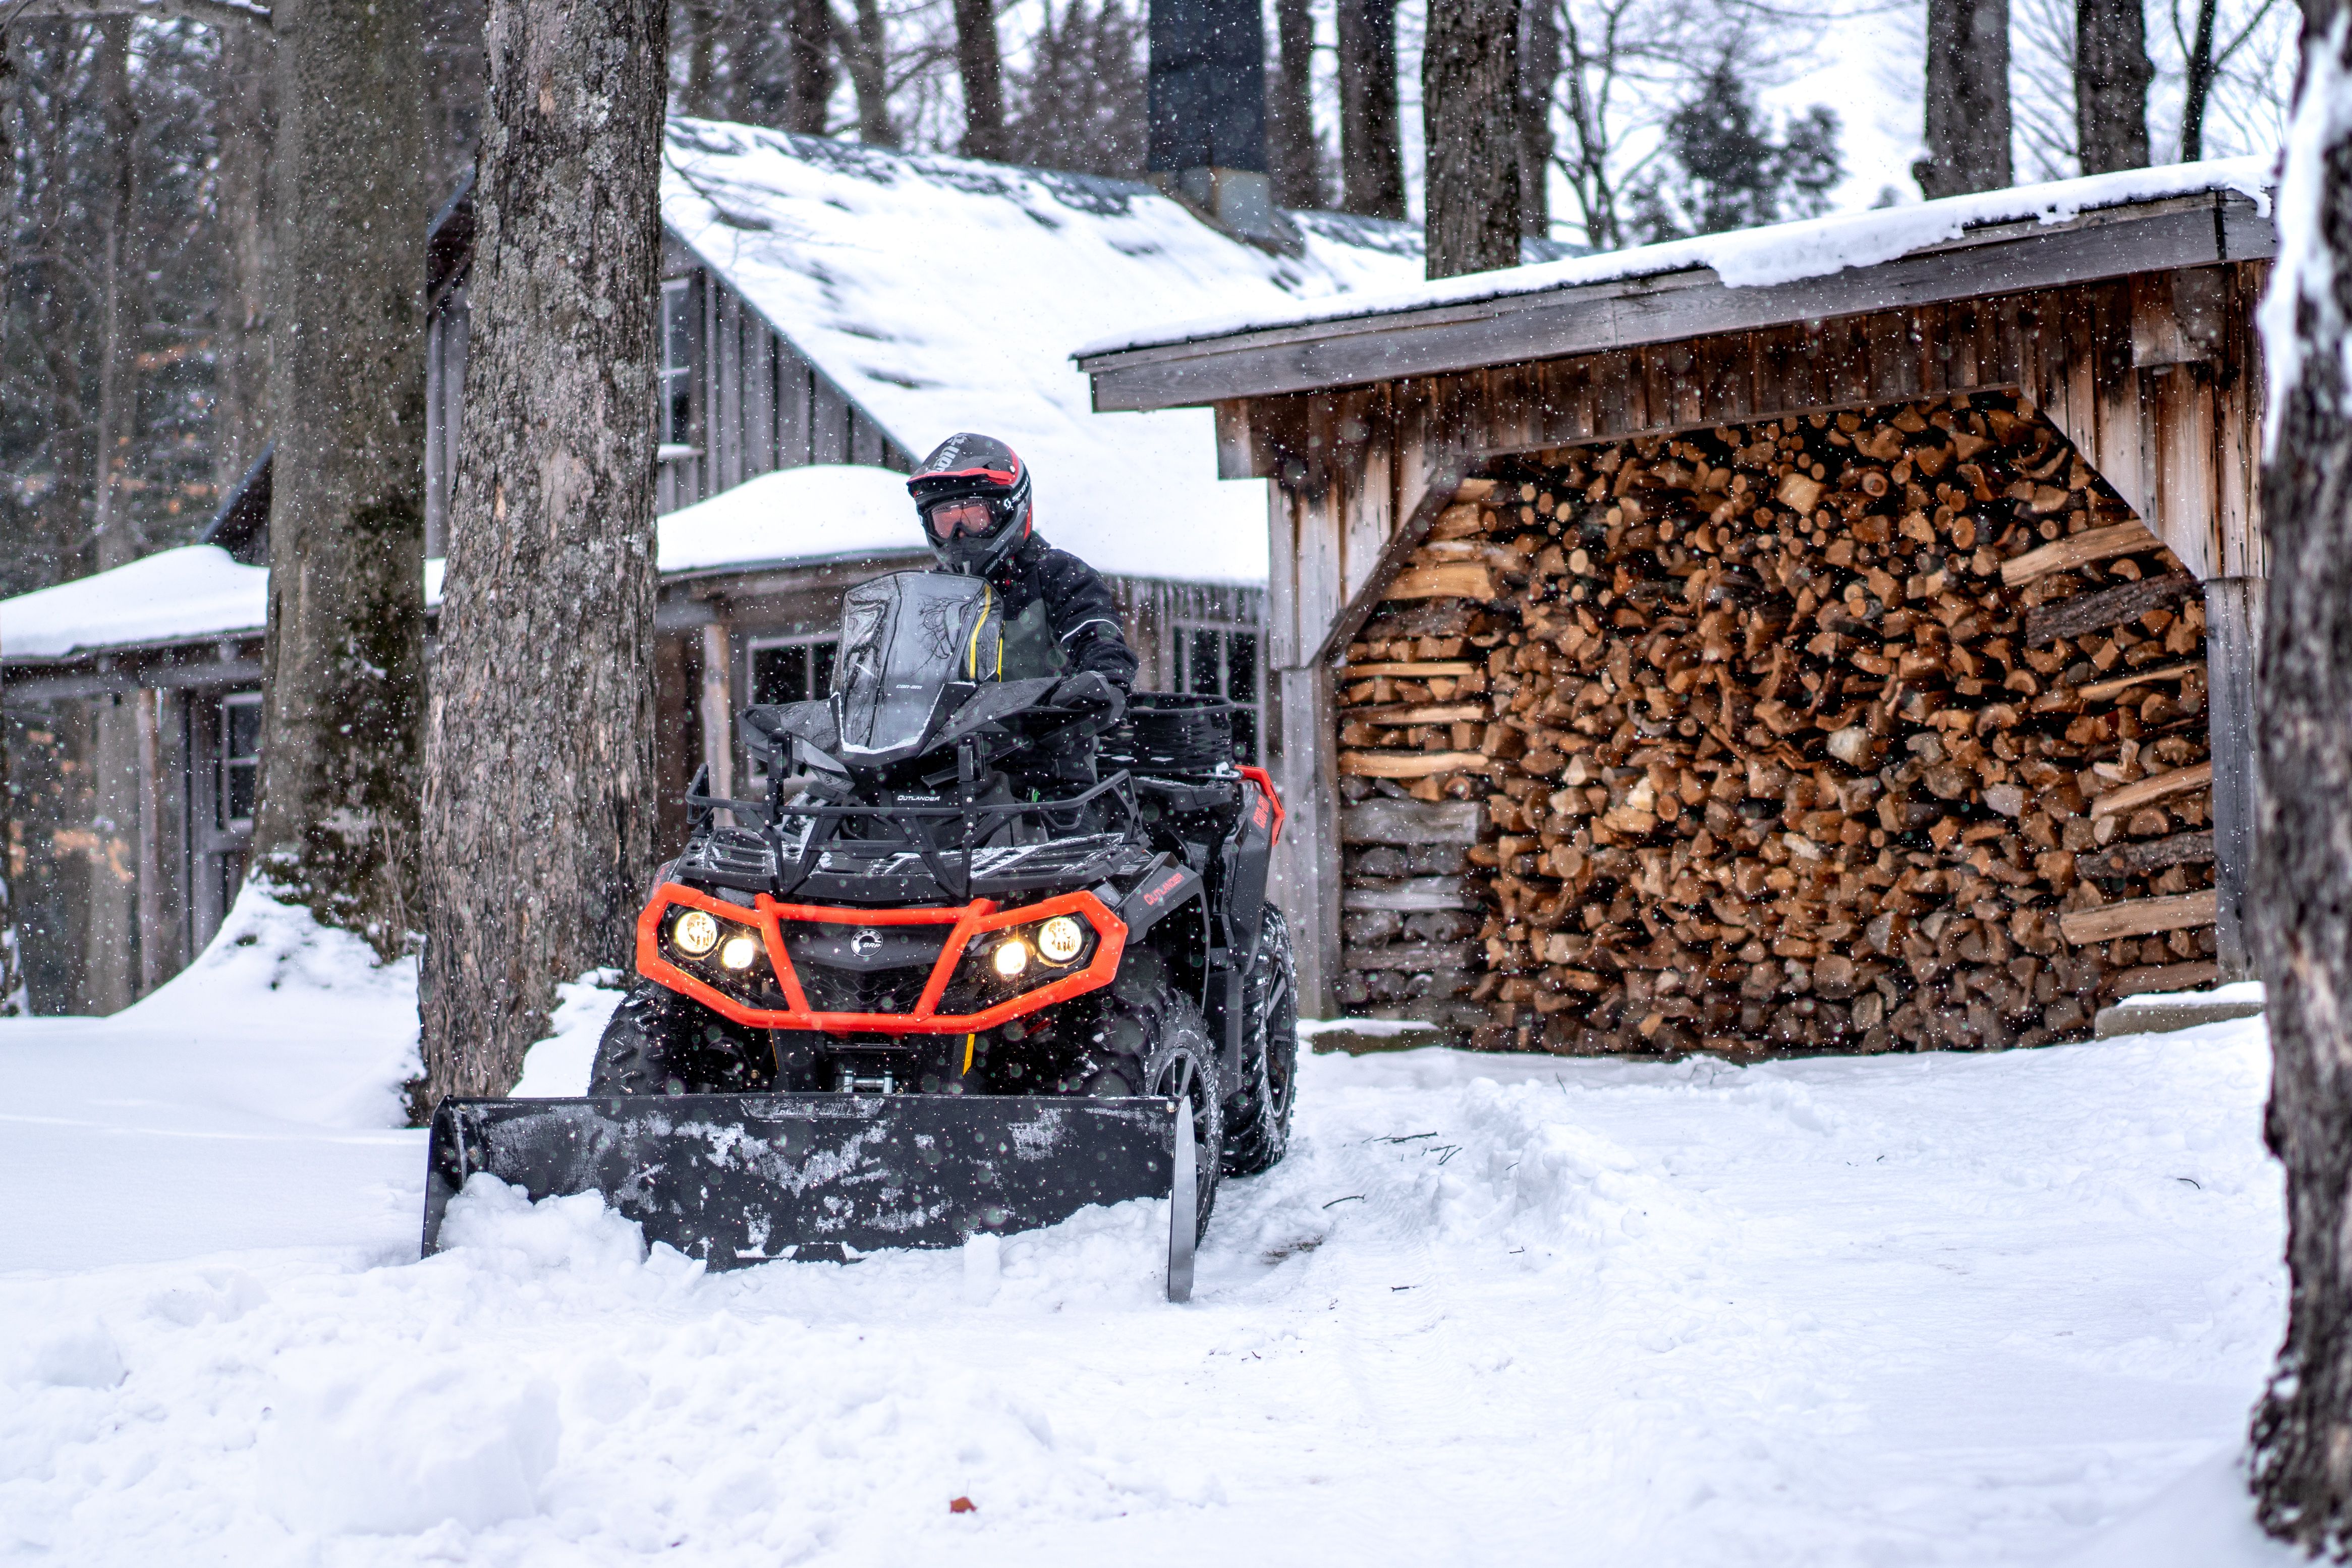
[1244,262,2269,1018]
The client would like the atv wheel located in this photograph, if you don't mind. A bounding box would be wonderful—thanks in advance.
[1080,951,1223,1239]
[589,981,772,1095]
[1221,904,1299,1177]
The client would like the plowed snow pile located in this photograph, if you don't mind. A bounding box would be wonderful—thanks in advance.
[0,893,2299,1566]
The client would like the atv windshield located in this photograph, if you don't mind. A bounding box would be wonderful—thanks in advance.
[831,572,988,763]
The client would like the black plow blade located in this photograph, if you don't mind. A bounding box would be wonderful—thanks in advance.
[421,1093,1194,1299]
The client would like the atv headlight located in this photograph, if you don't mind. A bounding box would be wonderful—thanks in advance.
[1036,916,1085,966]
[719,933,761,971]
[992,938,1030,978]
[673,909,721,958]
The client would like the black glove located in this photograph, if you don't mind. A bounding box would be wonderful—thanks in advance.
[1051,670,1127,725]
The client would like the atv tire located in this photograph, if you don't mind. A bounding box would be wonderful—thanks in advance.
[1080,949,1223,1239]
[1221,904,1299,1177]
[589,981,772,1096]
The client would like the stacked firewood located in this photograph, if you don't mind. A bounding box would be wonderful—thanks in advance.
[1335,391,2218,1054]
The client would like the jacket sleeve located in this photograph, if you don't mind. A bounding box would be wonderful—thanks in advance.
[1035,547,1139,690]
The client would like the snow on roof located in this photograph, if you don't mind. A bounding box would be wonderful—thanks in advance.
[2,546,268,662]
[658,463,921,576]
[1079,156,2278,360]
[660,120,1427,586]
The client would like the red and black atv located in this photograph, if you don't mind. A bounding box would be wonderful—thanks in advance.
[423,571,1296,1298]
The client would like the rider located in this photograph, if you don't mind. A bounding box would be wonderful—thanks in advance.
[908,433,1135,781]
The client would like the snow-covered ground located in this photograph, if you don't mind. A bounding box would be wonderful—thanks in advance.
[0,894,2301,1565]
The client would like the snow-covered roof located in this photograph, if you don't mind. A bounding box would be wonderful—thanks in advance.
[1079,157,2277,360]
[657,464,919,577]
[2,546,269,662]
[660,120,1426,586]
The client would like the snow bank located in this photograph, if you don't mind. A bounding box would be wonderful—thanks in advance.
[510,972,628,1098]
[1084,156,2278,359]
[0,544,265,661]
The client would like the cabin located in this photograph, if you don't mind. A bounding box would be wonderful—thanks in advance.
[1,122,1425,1016]
[1081,159,2277,1054]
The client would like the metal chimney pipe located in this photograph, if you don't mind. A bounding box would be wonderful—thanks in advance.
[1147,0,1279,243]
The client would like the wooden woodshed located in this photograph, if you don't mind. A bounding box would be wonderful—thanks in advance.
[1081,161,2278,1053]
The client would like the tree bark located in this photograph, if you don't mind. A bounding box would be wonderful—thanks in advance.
[2074,0,2151,174]
[254,0,429,950]
[1267,0,1321,208]
[213,20,273,492]
[418,0,666,1105]
[839,0,893,144]
[89,18,136,571]
[783,0,835,135]
[1336,0,1404,219]
[2180,0,2220,160]
[1518,0,1560,239]
[1423,0,1521,278]
[953,0,1007,160]
[1916,0,2012,197]
[2248,0,2352,1549]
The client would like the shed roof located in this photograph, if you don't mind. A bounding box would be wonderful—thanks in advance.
[1080,157,2279,411]
[660,120,1427,585]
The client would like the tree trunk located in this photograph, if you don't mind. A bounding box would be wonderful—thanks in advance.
[2073,0,2151,174]
[684,0,718,118]
[2179,0,2220,160]
[418,0,666,1105]
[1517,0,1559,239]
[213,20,273,492]
[1916,0,2012,197]
[953,0,1007,160]
[841,0,893,144]
[89,18,136,571]
[1336,0,1404,219]
[1266,0,1321,208]
[1423,0,1520,278]
[2248,0,2352,1549]
[783,0,835,135]
[255,0,429,950]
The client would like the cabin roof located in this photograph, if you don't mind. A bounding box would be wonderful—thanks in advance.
[659,119,1427,585]
[1078,157,2279,411]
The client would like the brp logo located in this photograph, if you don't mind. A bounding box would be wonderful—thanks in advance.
[850,928,884,958]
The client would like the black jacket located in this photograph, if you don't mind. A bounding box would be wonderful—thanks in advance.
[960,530,1138,691]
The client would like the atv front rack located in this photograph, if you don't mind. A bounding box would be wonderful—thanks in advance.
[421,1090,1201,1300]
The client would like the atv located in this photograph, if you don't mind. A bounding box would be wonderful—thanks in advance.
[421,571,1297,1299]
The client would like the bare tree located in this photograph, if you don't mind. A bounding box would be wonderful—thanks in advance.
[1423,0,1521,277]
[2248,0,2352,1547]
[1915,0,2012,196]
[781,0,836,133]
[1519,0,1562,237]
[2174,0,2287,158]
[838,0,895,144]
[87,18,135,572]
[953,0,1007,157]
[211,21,272,489]
[1336,0,1405,218]
[419,0,667,1104]
[2075,0,2152,172]
[1267,0,1321,207]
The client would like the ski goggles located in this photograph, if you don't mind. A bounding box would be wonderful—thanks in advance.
[924,496,1007,539]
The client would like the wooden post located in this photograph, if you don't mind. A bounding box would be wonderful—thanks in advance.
[2204,577,2262,979]
[699,621,735,809]
[1270,662,1338,1018]
[135,687,167,995]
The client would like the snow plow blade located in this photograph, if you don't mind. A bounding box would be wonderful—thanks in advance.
[420,1093,1193,1292]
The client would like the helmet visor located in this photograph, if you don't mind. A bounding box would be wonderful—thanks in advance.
[925,497,997,540]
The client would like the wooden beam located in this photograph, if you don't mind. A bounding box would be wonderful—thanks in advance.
[2000,521,2163,586]
[2058,888,2217,945]
[1082,197,2271,411]
[2024,572,2200,645]
[1308,467,1480,667]
[2088,760,2213,817]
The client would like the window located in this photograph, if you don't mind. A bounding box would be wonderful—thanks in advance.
[219,693,262,829]
[1172,625,1263,763]
[749,636,838,706]
[660,277,697,452]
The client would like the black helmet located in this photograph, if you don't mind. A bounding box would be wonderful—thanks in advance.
[908,432,1032,577]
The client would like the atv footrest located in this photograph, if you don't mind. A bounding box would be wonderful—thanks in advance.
[421,1092,1179,1271]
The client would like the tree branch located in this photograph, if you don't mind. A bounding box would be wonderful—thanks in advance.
[0,0,269,33]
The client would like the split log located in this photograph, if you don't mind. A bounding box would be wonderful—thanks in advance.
[1338,661,1481,679]
[2059,889,2219,945]
[1342,799,1485,843]
[1340,750,1492,778]
[1386,564,1497,601]
[1343,877,1471,911]
[2089,761,2213,817]
[2001,521,2163,585]
[2075,662,2203,702]
[1345,942,1479,971]
[2026,573,2202,646]
[2080,830,2215,876]
[2107,958,2223,996]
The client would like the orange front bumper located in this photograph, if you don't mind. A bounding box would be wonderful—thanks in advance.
[635,881,1129,1035]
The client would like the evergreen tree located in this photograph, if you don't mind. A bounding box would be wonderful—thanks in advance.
[1004,0,1147,177]
[1629,56,1840,242]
